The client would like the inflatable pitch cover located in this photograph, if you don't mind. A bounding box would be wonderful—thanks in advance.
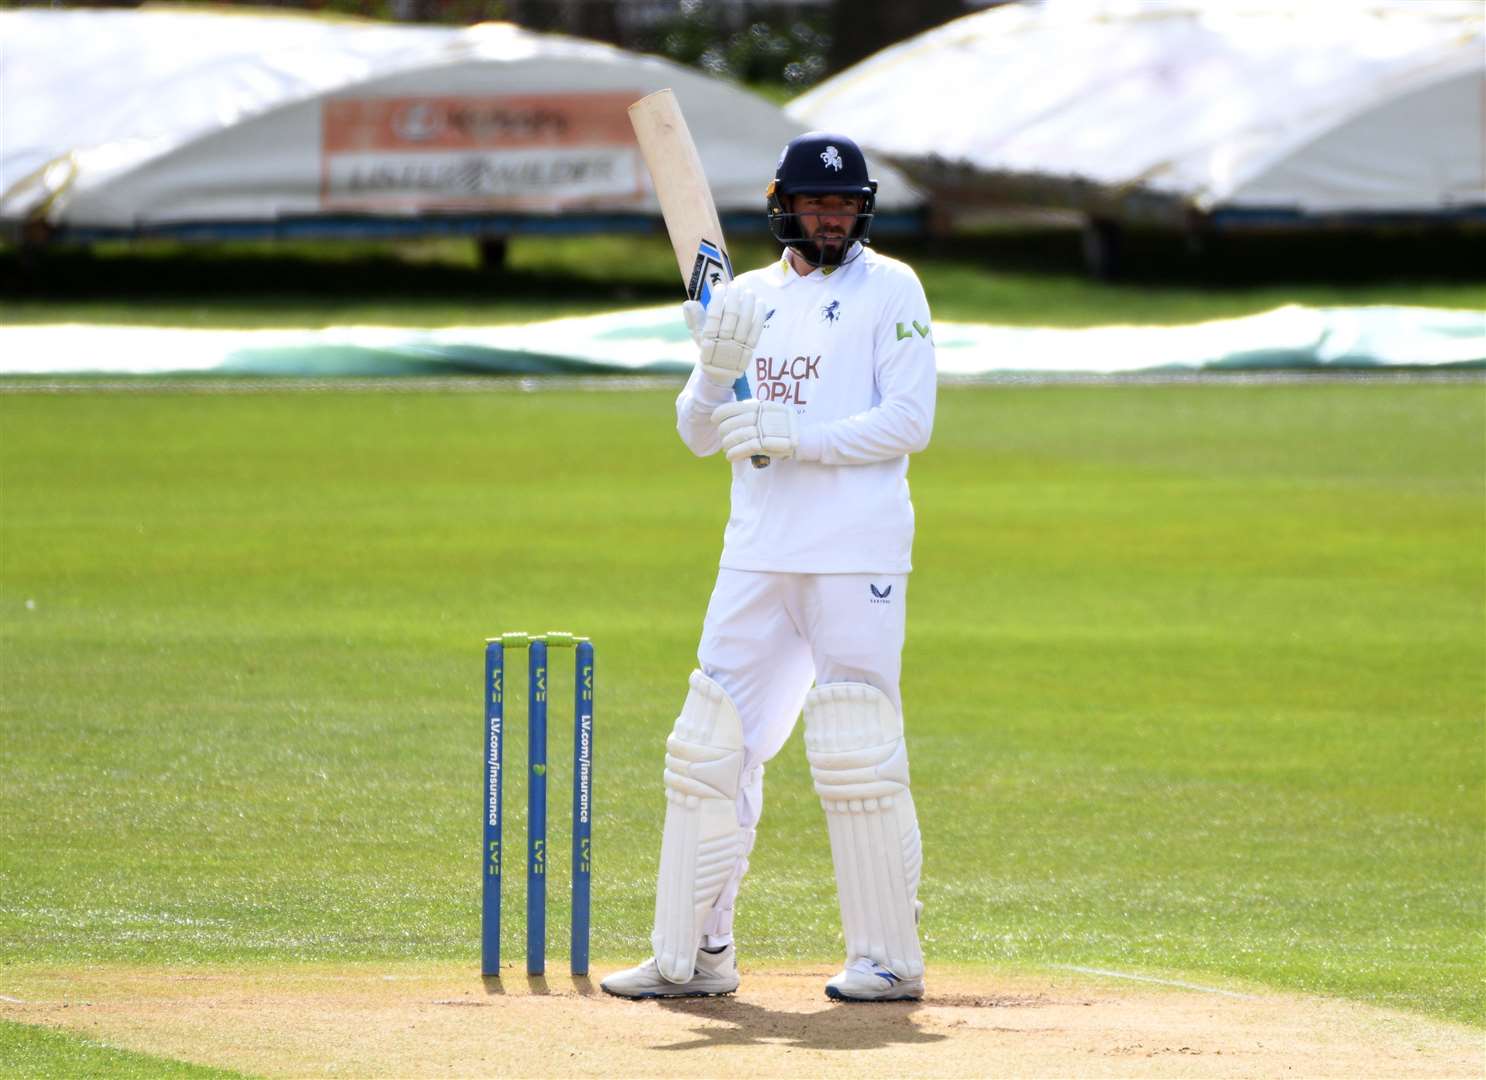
[789,0,1485,226]
[0,7,919,237]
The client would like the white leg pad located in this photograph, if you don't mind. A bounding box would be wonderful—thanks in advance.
[700,762,761,947]
[651,670,749,982]
[804,682,925,980]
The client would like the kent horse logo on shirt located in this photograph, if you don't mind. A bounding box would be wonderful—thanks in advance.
[821,300,841,323]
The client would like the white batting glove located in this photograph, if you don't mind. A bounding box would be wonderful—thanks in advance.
[711,399,799,462]
[687,282,766,388]
[681,299,706,347]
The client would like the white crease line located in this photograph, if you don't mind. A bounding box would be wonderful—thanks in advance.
[0,995,26,1003]
[1055,965,1254,999]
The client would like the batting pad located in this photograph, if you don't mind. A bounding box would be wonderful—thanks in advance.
[804,682,925,980]
[651,670,749,982]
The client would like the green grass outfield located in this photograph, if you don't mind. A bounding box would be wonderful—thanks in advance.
[0,1019,247,1080]
[1,381,1482,1061]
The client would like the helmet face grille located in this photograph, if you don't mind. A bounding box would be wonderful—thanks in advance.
[767,132,879,268]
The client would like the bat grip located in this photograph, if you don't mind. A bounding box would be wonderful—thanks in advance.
[731,376,770,469]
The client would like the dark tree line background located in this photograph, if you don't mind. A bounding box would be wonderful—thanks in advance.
[37,0,980,90]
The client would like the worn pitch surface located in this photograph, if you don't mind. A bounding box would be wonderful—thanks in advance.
[3,965,1480,1079]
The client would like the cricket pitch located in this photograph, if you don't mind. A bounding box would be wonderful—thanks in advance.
[3,963,1479,1078]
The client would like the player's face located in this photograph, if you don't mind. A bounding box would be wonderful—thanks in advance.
[794,193,864,254]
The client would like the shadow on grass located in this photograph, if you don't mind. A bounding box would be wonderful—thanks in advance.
[0,241,680,304]
[5,227,1482,299]
[895,223,1486,287]
[2,228,1481,331]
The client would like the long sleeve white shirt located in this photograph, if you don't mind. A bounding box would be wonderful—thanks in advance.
[676,245,937,574]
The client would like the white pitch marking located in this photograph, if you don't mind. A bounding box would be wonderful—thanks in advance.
[1055,965,1254,999]
[0,994,25,1003]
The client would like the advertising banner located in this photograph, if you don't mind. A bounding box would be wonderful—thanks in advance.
[321,92,644,212]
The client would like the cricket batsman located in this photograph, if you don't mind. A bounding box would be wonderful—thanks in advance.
[602,132,936,1003]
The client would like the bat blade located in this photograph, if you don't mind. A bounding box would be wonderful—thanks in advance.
[629,89,769,469]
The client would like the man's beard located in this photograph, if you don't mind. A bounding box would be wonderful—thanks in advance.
[805,229,850,266]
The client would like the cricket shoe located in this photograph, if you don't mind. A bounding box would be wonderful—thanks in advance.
[824,958,924,1002]
[600,944,739,999]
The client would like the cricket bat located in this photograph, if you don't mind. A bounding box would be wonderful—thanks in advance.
[628,88,769,469]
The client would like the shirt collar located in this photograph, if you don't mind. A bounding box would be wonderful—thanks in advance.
[774,243,864,287]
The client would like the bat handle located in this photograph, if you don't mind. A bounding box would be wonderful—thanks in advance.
[731,376,770,469]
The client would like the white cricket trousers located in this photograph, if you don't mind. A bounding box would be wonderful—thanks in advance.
[691,567,908,947]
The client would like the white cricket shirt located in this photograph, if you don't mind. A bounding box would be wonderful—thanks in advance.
[676,244,937,574]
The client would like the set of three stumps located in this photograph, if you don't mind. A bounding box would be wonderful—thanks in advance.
[482,631,593,977]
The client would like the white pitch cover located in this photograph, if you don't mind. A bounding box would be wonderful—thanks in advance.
[0,8,921,231]
[804,682,925,979]
[790,0,1484,216]
[651,670,749,982]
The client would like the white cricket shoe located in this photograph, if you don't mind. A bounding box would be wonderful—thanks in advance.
[600,944,739,999]
[825,958,925,1002]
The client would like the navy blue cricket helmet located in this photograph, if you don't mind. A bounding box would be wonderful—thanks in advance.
[766,132,878,268]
